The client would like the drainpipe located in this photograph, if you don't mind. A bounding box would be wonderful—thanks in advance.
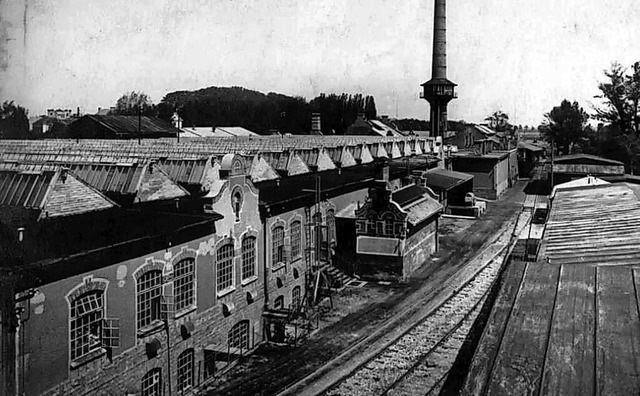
[262,208,270,309]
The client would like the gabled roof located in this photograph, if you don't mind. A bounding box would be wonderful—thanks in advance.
[391,184,443,226]
[425,168,474,191]
[474,124,497,136]
[518,141,545,152]
[392,184,425,207]
[553,153,624,165]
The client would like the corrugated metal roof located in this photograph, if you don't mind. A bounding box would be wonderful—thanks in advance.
[539,183,640,266]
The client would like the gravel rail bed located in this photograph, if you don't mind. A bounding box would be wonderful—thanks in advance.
[325,259,500,396]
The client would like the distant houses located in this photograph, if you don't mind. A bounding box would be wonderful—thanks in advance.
[346,114,406,137]
[64,115,182,139]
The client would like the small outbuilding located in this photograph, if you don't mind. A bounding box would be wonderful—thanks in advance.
[337,181,443,281]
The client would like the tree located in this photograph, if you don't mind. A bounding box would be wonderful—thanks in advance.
[540,99,589,156]
[364,96,377,120]
[595,61,640,136]
[484,111,510,132]
[0,101,29,139]
[113,91,157,116]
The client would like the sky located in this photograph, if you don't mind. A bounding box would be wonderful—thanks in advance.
[1,0,639,127]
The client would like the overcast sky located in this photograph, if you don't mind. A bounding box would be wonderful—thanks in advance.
[1,0,639,126]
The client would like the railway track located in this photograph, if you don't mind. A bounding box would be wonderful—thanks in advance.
[278,210,531,396]
[324,258,498,396]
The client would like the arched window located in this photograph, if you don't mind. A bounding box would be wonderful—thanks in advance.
[228,320,250,350]
[272,226,285,266]
[70,291,104,361]
[292,286,301,310]
[173,258,195,311]
[136,270,162,329]
[232,160,243,175]
[216,244,235,293]
[141,368,162,396]
[290,220,302,259]
[177,349,194,392]
[241,236,256,281]
[232,189,243,222]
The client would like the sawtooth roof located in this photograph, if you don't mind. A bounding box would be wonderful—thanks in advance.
[0,167,115,218]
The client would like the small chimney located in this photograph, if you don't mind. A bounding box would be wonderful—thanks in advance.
[311,113,322,135]
[374,159,390,182]
[17,227,25,243]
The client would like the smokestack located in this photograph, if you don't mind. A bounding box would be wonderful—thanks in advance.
[432,0,447,79]
[421,0,457,168]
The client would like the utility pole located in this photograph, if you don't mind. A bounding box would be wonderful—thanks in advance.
[138,105,142,145]
[550,136,554,188]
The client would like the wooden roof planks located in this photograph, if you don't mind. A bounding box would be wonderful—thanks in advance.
[461,262,640,396]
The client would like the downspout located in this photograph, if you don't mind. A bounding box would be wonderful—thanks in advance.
[165,319,172,396]
[262,208,270,309]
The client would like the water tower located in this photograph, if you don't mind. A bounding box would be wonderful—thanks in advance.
[421,0,457,141]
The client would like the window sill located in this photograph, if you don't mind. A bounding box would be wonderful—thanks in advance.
[241,275,258,286]
[217,287,236,299]
[70,348,106,369]
[137,320,165,338]
[271,262,286,272]
[291,256,302,264]
[175,306,197,320]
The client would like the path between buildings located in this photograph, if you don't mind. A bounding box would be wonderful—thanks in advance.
[199,182,527,396]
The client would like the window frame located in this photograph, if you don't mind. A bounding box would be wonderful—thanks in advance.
[136,270,163,330]
[383,213,395,236]
[271,226,285,268]
[228,320,251,350]
[177,348,195,392]
[291,286,301,311]
[216,243,235,295]
[69,291,105,363]
[290,220,302,260]
[141,368,162,396]
[241,236,257,282]
[173,258,196,313]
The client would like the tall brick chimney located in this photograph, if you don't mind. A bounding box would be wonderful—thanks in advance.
[421,0,457,170]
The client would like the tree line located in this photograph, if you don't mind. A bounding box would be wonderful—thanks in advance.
[540,60,640,172]
[155,86,380,135]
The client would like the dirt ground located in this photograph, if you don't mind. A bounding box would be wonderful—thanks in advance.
[198,183,526,396]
